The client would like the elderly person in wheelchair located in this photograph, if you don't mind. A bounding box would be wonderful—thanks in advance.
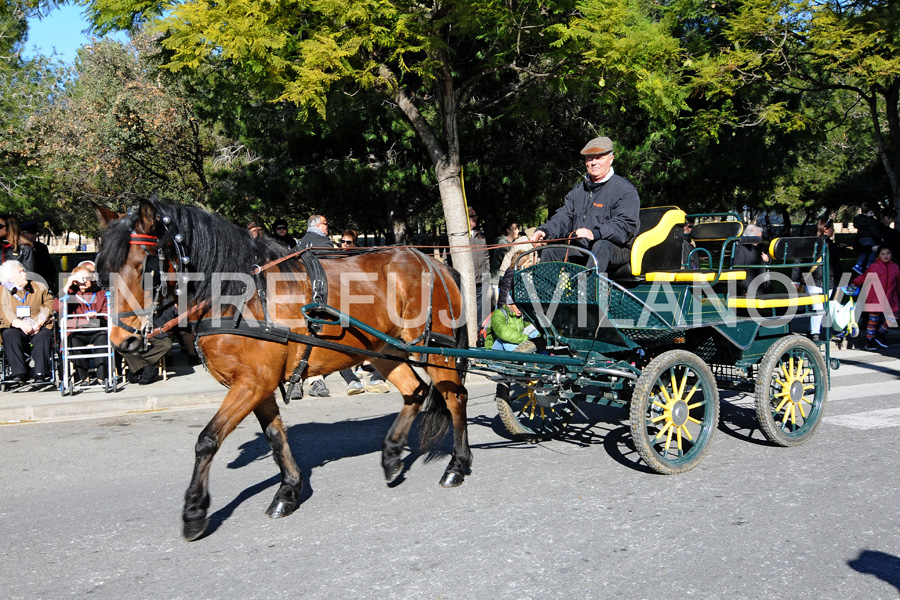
[0,260,54,385]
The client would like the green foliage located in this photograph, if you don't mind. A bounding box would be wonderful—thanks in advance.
[0,0,70,224]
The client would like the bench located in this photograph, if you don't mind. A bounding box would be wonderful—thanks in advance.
[727,236,826,311]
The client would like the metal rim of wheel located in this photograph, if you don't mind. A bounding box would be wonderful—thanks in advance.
[754,335,827,447]
[629,350,719,475]
[495,340,575,439]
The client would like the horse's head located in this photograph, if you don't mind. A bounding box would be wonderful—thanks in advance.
[94,198,179,353]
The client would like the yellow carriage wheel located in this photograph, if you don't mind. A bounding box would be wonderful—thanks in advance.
[754,335,827,446]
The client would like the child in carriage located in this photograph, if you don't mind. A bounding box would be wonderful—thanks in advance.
[852,246,900,350]
[485,247,540,351]
[58,264,109,384]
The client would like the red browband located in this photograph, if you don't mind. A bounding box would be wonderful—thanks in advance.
[130,233,159,247]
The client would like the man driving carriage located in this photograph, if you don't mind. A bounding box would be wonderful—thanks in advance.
[530,136,640,273]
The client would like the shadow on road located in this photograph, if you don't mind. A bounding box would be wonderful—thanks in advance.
[848,550,900,593]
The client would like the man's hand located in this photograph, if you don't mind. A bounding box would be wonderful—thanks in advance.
[573,228,595,241]
[531,229,547,247]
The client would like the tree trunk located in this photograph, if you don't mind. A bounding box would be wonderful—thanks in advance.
[384,66,478,340]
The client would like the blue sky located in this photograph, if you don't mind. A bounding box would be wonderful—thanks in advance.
[24,4,128,63]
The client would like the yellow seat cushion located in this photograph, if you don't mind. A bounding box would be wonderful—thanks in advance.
[727,294,826,309]
[645,270,747,283]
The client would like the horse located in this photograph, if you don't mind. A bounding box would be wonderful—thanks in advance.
[94,199,471,541]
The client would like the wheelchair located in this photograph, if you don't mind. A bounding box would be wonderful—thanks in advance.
[0,323,61,392]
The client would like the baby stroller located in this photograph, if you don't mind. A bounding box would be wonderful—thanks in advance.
[829,286,860,349]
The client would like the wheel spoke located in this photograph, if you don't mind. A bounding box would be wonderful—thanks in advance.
[683,381,701,404]
[663,425,674,454]
[655,420,672,438]
[774,396,790,413]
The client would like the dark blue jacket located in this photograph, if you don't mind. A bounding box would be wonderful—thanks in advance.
[537,174,640,247]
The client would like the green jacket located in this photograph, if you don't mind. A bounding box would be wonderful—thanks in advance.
[486,305,529,348]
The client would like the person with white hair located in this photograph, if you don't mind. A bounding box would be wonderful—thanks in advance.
[0,260,54,385]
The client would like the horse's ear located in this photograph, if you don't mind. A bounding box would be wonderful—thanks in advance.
[92,202,125,229]
[134,199,158,235]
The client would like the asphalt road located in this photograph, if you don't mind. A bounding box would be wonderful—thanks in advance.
[2,346,900,599]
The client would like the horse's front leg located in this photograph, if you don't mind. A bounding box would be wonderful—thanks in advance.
[254,397,303,518]
[182,386,261,541]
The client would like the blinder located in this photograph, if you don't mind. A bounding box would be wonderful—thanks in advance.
[111,210,190,349]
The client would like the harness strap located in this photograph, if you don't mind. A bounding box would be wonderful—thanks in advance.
[192,319,458,367]
[277,250,330,397]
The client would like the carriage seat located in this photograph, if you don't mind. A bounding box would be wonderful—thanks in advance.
[642,219,748,283]
[607,206,686,280]
[727,236,826,311]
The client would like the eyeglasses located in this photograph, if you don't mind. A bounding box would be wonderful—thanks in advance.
[275,225,287,230]
[340,239,354,245]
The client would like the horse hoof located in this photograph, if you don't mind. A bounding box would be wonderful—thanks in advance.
[265,499,297,519]
[383,460,403,482]
[183,518,209,541]
[439,472,464,488]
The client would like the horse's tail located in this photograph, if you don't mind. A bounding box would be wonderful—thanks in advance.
[419,264,468,454]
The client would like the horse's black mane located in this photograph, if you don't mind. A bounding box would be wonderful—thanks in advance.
[97,201,298,304]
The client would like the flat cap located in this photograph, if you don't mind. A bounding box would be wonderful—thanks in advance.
[580,136,613,155]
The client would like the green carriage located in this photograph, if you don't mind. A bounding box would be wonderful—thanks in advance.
[475,207,833,475]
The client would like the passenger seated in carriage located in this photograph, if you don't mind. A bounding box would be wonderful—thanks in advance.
[485,289,540,351]
[0,260,54,385]
[58,265,109,385]
[732,224,771,295]
[530,135,640,274]
[486,259,541,351]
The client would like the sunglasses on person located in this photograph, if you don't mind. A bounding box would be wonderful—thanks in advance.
[0,223,6,230]
[275,225,287,230]
[340,239,354,245]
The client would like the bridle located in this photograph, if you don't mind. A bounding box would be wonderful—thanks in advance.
[112,210,191,349]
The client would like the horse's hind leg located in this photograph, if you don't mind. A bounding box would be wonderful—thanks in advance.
[254,398,303,518]
[373,359,428,481]
[426,358,471,488]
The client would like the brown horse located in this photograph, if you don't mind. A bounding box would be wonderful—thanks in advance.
[95,199,471,541]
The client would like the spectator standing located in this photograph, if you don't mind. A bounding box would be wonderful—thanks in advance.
[335,230,391,394]
[490,221,520,303]
[20,220,58,293]
[852,246,900,350]
[271,218,298,249]
[0,260,54,385]
[0,215,35,273]
[852,202,882,275]
[462,207,491,325]
[298,215,335,250]
[247,221,265,239]
[298,214,334,397]
[877,208,900,260]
